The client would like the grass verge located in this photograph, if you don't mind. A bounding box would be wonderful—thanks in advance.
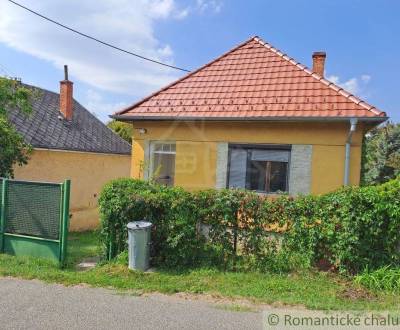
[354,266,400,293]
[0,231,398,311]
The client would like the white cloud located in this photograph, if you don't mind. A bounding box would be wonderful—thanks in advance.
[148,0,175,18]
[342,78,359,94]
[196,0,223,13]
[84,89,128,121]
[0,0,187,97]
[326,74,372,95]
[175,8,190,19]
[361,74,371,83]
[147,0,189,19]
[158,45,174,57]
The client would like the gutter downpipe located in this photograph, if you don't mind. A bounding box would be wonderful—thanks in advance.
[344,118,358,186]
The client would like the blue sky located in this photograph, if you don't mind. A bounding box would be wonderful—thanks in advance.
[0,0,398,122]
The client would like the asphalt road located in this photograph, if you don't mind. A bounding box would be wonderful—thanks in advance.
[0,278,262,330]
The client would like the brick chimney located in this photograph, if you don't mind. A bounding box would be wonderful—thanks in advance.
[312,52,326,77]
[60,65,73,120]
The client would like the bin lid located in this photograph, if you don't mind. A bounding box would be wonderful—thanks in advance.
[127,221,152,230]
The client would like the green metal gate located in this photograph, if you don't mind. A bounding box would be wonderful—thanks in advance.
[0,178,70,265]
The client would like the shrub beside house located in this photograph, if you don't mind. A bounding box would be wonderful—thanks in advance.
[7,67,131,231]
[112,36,387,195]
[99,176,400,274]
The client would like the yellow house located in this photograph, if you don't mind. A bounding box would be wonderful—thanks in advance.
[112,36,387,195]
[8,67,131,230]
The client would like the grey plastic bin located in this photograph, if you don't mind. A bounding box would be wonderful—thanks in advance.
[127,221,152,271]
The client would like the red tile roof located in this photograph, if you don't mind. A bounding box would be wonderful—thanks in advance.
[115,36,387,121]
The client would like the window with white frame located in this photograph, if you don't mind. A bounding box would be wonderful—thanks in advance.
[150,142,176,186]
[227,144,290,193]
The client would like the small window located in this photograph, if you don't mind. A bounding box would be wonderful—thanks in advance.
[228,145,290,193]
[150,142,176,186]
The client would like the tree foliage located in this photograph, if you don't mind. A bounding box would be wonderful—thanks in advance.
[0,78,34,178]
[107,120,133,144]
[361,122,400,185]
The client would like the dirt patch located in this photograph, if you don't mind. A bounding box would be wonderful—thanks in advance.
[76,256,100,271]
[339,286,375,301]
[143,291,307,312]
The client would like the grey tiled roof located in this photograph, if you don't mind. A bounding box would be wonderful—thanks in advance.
[7,85,131,155]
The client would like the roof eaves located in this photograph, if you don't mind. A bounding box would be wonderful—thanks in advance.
[111,114,388,123]
[34,145,131,155]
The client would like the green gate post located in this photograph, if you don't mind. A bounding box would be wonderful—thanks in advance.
[60,179,71,266]
[0,179,7,253]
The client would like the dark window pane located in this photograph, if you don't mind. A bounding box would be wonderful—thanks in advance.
[269,162,287,192]
[229,145,290,193]
[248,161,267,191]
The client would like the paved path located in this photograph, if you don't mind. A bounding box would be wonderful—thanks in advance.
[0,278,262,330]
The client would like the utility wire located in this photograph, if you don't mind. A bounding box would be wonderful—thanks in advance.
[0,66,8,75]
[0,63,13,77]
[7,0,191,72]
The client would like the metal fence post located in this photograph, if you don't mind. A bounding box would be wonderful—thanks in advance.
[60,179,71,266]
[108,227,115,261]
[58,182,64,263]
[0,179,7,253]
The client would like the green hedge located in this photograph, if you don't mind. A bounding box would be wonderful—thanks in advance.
[98,177,400,273]
[285,179,400,273]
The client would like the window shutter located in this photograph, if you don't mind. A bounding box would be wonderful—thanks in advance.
[228,149,247,188]
[251,149,290,162]
[215,143,228,189]
[288,145,312,195]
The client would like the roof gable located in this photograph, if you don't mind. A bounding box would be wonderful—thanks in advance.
[115,36,386,121]
[8,85,131,155]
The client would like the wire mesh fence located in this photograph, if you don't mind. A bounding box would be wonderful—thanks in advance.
[5,181,61,240]
[0,178,70,265]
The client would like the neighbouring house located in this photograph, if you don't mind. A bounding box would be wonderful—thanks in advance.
[112,36,387,195]
[8,66,131,231]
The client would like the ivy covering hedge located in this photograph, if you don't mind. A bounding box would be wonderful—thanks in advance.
[98,177,400,274]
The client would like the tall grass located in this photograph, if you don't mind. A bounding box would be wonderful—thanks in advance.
[354,266,400,292]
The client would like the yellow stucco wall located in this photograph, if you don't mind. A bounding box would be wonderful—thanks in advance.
[130,121,366,195]
[175,141,217,190]
[13,149,131,231]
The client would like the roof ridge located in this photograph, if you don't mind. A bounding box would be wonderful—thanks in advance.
[253,36,385,117]
[23,83,59,97]
[25,83,131,148]
[13,82,131,154]
[114,36,258,116]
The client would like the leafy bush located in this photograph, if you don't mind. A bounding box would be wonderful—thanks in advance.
[285,179,400,273]
[98,178,154,259]
[99,177,400,274]
[98,178,208,268]
[354,266,400,292]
